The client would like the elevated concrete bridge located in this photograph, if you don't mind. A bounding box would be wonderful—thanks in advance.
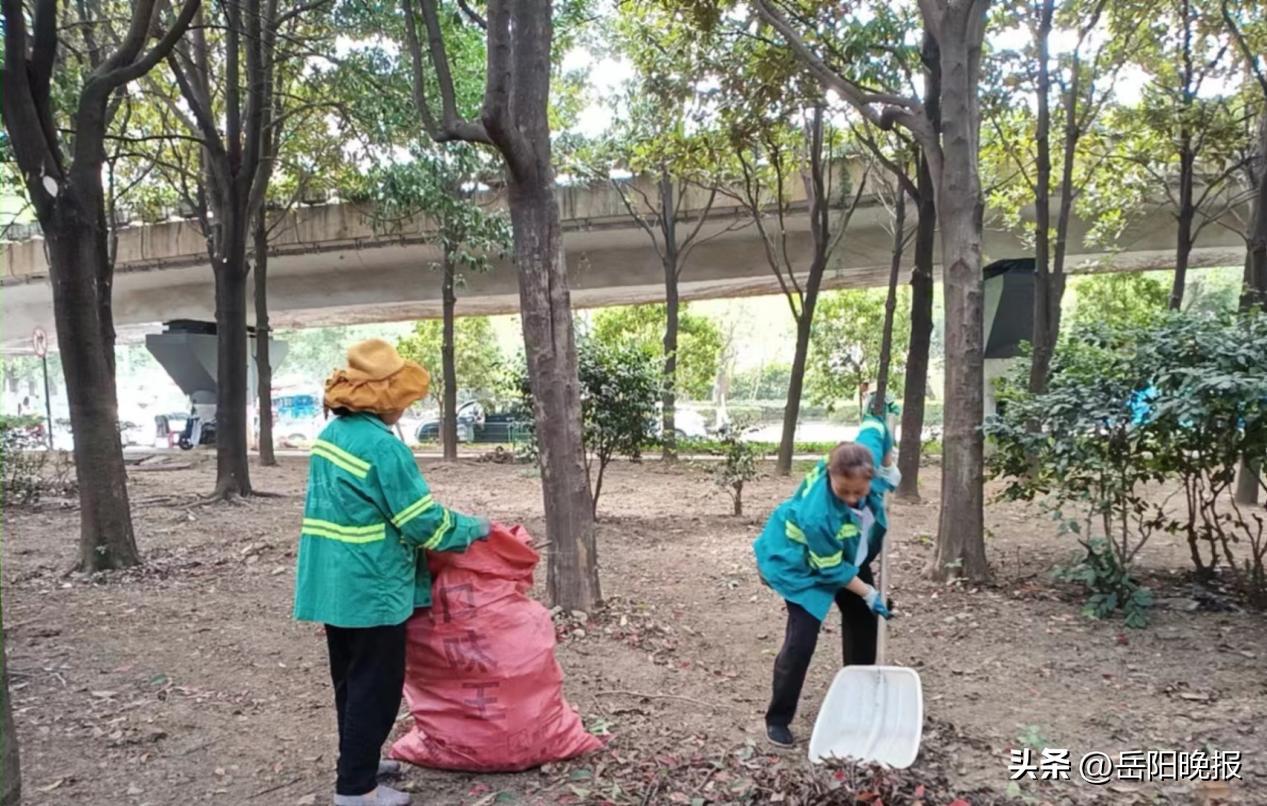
[0,166,1249,352]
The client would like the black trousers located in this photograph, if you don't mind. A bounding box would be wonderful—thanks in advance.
[326,623,407,796]
[765,566,877,729]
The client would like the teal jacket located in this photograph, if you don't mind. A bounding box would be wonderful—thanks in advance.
[753,415,894,621]
[292,413,484,628]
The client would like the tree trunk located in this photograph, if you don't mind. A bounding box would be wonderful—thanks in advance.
[213,234,253,498]
[1171,134,1195,311]
[441,250,459,461]
[1028,0,1056,394]
[776,106,831,476]
[1048,47,1083,365]
[1242,117,1267,313]
[928,13,988,582]
[874,186,905,418]
[661,174,680,462]
[254,216,276,467]
[2,602,21,806]
[45,202,140,571]
[509,180,601,611]
[897,42,941,503]
[1234,135,1266,506]
[779,314,814,474]
[1236,458,1261,507]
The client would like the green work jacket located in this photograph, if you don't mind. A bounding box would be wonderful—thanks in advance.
[292,413,482,628]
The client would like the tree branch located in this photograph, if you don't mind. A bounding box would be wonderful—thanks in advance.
[854,123,919,201]
[678,186,720,257]
[403,0,491,145]
[1222,1,1267,98]
[754,0,938,157]
[98,0,202,88]
[679,215,753,272]
[276,0,331,28]
[31,0,58,100]
[456,0,487,29]
[1,0,65,193]
[95,0,158,75]
[612,179,666,262]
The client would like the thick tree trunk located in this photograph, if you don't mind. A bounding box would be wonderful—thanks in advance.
[1028,0,1055,394]
[441,251,459,461]
[45,201,140,571]
[254,217,276,467]
[661,174,680,462]
[1171,138,1195,310]
[213,233,253,498]
[509,181,601,611]
[2,599,21,806]
[929,16,988,582]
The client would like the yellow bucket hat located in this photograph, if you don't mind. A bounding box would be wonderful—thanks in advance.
[323,339,430,415]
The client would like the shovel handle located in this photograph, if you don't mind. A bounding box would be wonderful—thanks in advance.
[875,500,890,666]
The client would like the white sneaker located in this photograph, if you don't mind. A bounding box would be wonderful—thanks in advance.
[333,784,412,806]
[377,759,403,779]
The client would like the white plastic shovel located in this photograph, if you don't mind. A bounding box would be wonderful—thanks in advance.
[807,532,923,768]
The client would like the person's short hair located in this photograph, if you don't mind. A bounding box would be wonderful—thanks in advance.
[828,442,874,479]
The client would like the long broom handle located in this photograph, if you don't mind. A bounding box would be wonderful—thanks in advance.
[875,502,889,666]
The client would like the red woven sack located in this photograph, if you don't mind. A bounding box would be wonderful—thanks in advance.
[389,523,601,772]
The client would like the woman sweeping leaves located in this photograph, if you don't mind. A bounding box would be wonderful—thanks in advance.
[753,412,900,748]
[293,339,490,806]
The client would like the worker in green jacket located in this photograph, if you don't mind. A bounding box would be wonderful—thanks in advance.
[753,414,899,749]
[293,339,490,806]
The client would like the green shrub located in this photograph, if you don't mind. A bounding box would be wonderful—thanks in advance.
[1,415,48,507]
[710,420,761,516]
[986,312,1267,613]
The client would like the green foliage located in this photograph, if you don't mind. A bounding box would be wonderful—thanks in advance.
[1055,539,1155,628]
[1141,314,1267,602]
[1183,267,1247,317]
[513,335,661,513]
[348,145,511,274]
[807,288,910,413]
[987,312,1267,613]
[709,418,761,516]
[273,324,412,381]
[1067,272,1169,331]
[1,415,49,506]
[576,337,662,512]
[591,304,723,400]
[731,363,793,401]
[395,317,505,405]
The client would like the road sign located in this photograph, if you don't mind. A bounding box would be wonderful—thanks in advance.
[32,326,48,358]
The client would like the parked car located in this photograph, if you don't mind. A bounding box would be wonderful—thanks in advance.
[652,405,710,441]
[415,401,530,445]
[415,400,484,443]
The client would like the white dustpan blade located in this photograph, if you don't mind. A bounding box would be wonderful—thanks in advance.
[808,665,924,769]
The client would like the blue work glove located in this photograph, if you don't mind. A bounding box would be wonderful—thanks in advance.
[474,517,492,539]
[862,585,893,620]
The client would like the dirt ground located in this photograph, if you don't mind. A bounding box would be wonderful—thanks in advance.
[3,453,1265,805]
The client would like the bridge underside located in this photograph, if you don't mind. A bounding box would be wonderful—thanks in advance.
[0,197,1248,353]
